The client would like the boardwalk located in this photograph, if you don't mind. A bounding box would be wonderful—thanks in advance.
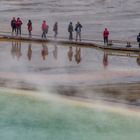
[0,32,140,53]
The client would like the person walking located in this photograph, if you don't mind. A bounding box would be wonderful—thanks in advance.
[11,17,17,35]
[41,20,49,39]
[53,22,58,38]
[68,22,73,40]
[137,33,140,48]
[75,22,82,41]
[27,20,32,38]
[16,17,22,36]
[103,28,109,45]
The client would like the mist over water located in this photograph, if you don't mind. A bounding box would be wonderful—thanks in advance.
[0,1,140,139]
[0,89,140,140]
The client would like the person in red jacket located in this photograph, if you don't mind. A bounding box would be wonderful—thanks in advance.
[41,20,49,38]
[16,17,22,36]
[27,20,32,38]
[103,28,109,45]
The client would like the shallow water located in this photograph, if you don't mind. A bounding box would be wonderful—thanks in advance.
[0,90,140,140]
[0,1,140,139]
[0,41,140,87]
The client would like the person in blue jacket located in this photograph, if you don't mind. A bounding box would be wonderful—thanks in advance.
[75,22,82,41]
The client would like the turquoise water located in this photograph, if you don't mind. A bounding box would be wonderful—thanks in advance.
[0,90,140,140]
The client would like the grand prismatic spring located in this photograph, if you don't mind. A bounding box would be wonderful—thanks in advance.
[0,0,140,140]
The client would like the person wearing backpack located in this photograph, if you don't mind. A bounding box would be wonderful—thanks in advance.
[75,22,82,41]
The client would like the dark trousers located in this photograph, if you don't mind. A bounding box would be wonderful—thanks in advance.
[28,31,32,38]
[42,31,46,38]
[54,31,57,38]
[16,27,21,35]
[76,32,81,41]
[12,27,16,35]
[104,37,108,45]
[69,32,73,40]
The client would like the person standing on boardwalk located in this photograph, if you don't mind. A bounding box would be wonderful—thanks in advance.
[103,28,109,45]
[11,17,17,35]
[41,20,49,39]
[75,22,82,41]
[137,33,140,48]
[27,20,32,38]
[68,22,73,40]
[16,17,22,36]
[53,22,58,38]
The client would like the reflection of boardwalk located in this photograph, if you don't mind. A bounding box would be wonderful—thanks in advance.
[41,43,48,60]
[27,43,32,61]
[75,47,81,64]
[11,41,22,60]
[67,46,73,62]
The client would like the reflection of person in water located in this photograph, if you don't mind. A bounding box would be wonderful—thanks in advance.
[103,51,108,68]
[136,54,140,66]
[11,41,22,60]
[11,41,17,58]
[27,43,32,61]
[67,46,73,61]
[41,43,48,60]
[75,47,81,64]
[16,42,22,60]
[53,44,57,60]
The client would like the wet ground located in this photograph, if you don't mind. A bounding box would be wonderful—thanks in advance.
[0,1,140,139]
[0,40,140,105]
[0,40,140,84]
